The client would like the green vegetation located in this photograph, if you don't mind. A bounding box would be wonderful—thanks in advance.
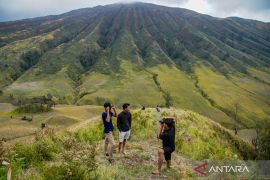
[0,3,269,129]
[13,104,51,114]
[149,65,234,127]
[195,65,270,128]
[0,108,258,179]
[0,3,269,178]
[79,61,165,107]
[253,124,270,160]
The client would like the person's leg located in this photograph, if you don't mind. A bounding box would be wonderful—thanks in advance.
[108,132,115,160]
[104,133,109,156]
[166,160,171,168]
[164,149,172,168]
[122,130,130,154]
[152,149,164,174]
[158,149,164,172]
[118,142,122,153]
[119,131,124,153]
[122,139,126,154]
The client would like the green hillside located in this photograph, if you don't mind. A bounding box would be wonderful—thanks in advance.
[0,2,270,129]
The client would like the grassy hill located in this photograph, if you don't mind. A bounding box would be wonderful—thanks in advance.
[0,103,102,141]
[0,108,258,179]
[0,2,270,129]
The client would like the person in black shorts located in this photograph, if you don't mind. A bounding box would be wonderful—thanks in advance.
[152,117,176,175]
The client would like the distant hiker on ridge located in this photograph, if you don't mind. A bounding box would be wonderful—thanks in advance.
[152,117,176,175]
[156,105,160,112]
[102,102,117,163]
[142,106,145,110]
[117,103,132,155]
[234,127,238,135]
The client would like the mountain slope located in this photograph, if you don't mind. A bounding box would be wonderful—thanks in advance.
[0,2,270,128]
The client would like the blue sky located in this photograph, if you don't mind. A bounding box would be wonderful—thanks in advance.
[0,0,270,22]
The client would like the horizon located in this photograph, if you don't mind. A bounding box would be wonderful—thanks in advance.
[0,0,270,23]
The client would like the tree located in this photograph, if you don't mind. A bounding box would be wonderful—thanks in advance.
[254,125,270,159]
[9,94,14,99]
[20,50,41,71]
[79,48,100,71]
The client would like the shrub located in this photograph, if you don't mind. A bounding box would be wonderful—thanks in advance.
[79,48,100,71]
[131,110,156,140]
[75,122,103,144]
[20,50,41,71]
[33,136,58,161]
[254,125,270,160]
[0,145,31,179]
[13,144,34,168]
[14,132,59,167]
[14,104,51,114]
[43,141,98,180]
[43,163,88,180]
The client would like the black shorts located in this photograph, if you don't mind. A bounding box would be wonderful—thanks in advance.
[163,147,174,161]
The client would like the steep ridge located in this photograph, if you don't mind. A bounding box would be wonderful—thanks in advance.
[0,2,270,127]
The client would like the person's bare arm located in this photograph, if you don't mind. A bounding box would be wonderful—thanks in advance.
[111,104,117,117]
[106,107,110,122]
[172,116,176,124]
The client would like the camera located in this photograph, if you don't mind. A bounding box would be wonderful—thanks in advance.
[159,118,165,124]
[159,118,175,127]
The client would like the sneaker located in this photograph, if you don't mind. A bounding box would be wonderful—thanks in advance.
[108,158,114,164]
[152,170,161,175]
[122,151,127,155]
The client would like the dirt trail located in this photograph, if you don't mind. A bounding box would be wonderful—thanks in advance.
[94,110,193,179]
[95,135,193,179]
[65,116,99,133]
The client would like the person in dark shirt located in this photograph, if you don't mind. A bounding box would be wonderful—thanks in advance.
[156,105,160,112]
[152,117,176,175]
[102,102,117,162]
[117,103,131,155]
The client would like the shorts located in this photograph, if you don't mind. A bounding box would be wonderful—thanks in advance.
[119,130,131,143]
[163,147,174,161]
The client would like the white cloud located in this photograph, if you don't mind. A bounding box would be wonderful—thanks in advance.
[181,0,211,14]
[204,0,270,22]
[0,0,269,22]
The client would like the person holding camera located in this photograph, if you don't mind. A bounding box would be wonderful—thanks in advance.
[117,103,131,155]
[152,118,176,175]
[102,102,117,163]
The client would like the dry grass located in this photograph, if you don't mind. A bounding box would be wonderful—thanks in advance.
[0,105,103,141]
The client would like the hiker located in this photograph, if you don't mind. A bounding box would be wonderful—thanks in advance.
[117,103,131,155]
[234,127,238,135]
[156,105,160,112]
[102,102,117,163]
[152,118,176,175]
